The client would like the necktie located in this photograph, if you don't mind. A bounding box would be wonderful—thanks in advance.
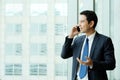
[79,38,89,79]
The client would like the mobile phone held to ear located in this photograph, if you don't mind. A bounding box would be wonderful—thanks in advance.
[77,26,80,32]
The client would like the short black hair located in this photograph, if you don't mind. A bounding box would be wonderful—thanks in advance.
[80,10,98,28]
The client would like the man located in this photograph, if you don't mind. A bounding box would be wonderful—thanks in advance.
[61,10,116,80]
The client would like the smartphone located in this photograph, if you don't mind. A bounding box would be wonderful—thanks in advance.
[77,26,80,32]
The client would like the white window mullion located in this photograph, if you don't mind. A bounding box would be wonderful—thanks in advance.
[67,0,78,80]
[47,0,55,80]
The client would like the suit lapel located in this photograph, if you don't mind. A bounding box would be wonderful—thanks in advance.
[90,32,100,58]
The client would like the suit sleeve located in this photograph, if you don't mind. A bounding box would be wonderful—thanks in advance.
[92,37,116,70]
[61,36,74,59]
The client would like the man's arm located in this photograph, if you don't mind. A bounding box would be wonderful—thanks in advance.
[61,36,73,59]
[92,38,116,70]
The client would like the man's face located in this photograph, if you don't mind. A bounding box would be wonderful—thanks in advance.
[79,15,91,33]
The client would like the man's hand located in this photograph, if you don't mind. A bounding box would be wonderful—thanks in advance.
[68,26,80,38]
[76,57,93,66]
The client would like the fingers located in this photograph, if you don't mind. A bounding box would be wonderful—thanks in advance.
[76,57,85,65]
[76,57,93,66]
[85,56,90,61]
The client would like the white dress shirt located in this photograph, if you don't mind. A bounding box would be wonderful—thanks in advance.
[77,32,96,80]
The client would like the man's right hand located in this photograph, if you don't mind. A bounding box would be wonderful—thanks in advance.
[68,26,80,38]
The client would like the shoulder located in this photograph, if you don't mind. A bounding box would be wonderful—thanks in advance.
[96,32,111,39]
[96,32,113,43]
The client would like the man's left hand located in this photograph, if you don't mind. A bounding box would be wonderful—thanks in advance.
[76,57,93,66]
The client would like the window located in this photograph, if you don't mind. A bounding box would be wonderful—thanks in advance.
[30,64,47,75]
[55,63,67,76]
[55,24,67,35]
[30,4,48,16]
[0,0,77,80]
[5,64,13,75]
[55,43,62,55]
[30,24,47,35]
[5,43,22,56]
[5,64,22,75]
[55,3,67,16]
[5,4,23,16]
[5,24,22,35]
[30,43,47,55]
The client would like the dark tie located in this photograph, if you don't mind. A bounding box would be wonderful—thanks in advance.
[79,38,89,79]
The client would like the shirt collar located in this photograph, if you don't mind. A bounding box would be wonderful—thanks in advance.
[86,31,96,40]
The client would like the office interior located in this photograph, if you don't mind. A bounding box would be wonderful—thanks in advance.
[0,0,120,80]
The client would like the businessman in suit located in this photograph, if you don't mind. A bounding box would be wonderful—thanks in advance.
[61,10,116,80]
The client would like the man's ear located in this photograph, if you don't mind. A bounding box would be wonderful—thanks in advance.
[89,21,94,28]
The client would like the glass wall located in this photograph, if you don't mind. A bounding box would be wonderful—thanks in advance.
[1,0,120,80]
[0,0,77,80]
[95,0,120,80]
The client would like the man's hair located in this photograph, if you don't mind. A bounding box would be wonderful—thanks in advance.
[80,10,98,28]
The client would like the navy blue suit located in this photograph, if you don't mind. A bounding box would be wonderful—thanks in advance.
[61,32,116,80]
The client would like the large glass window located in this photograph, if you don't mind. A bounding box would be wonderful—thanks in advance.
[0,0,77,80]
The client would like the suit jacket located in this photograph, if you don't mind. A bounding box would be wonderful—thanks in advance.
[61,32,116,80]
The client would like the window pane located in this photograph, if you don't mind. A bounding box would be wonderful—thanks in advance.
[55,3,67,16]
[30,24,47,35]
[30,64,47,75]
[14,64,22,75]
[30,64,38,75]
[5,43,22,56]
[5,4,23,16]
[30,4,48,16]
[5,64,13,75]
[55,43,62,55]
[55,24,67,35]
[30,43,47,55]
[5,24,22,35]
[39,64,47,75]
[55,63,67,76]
